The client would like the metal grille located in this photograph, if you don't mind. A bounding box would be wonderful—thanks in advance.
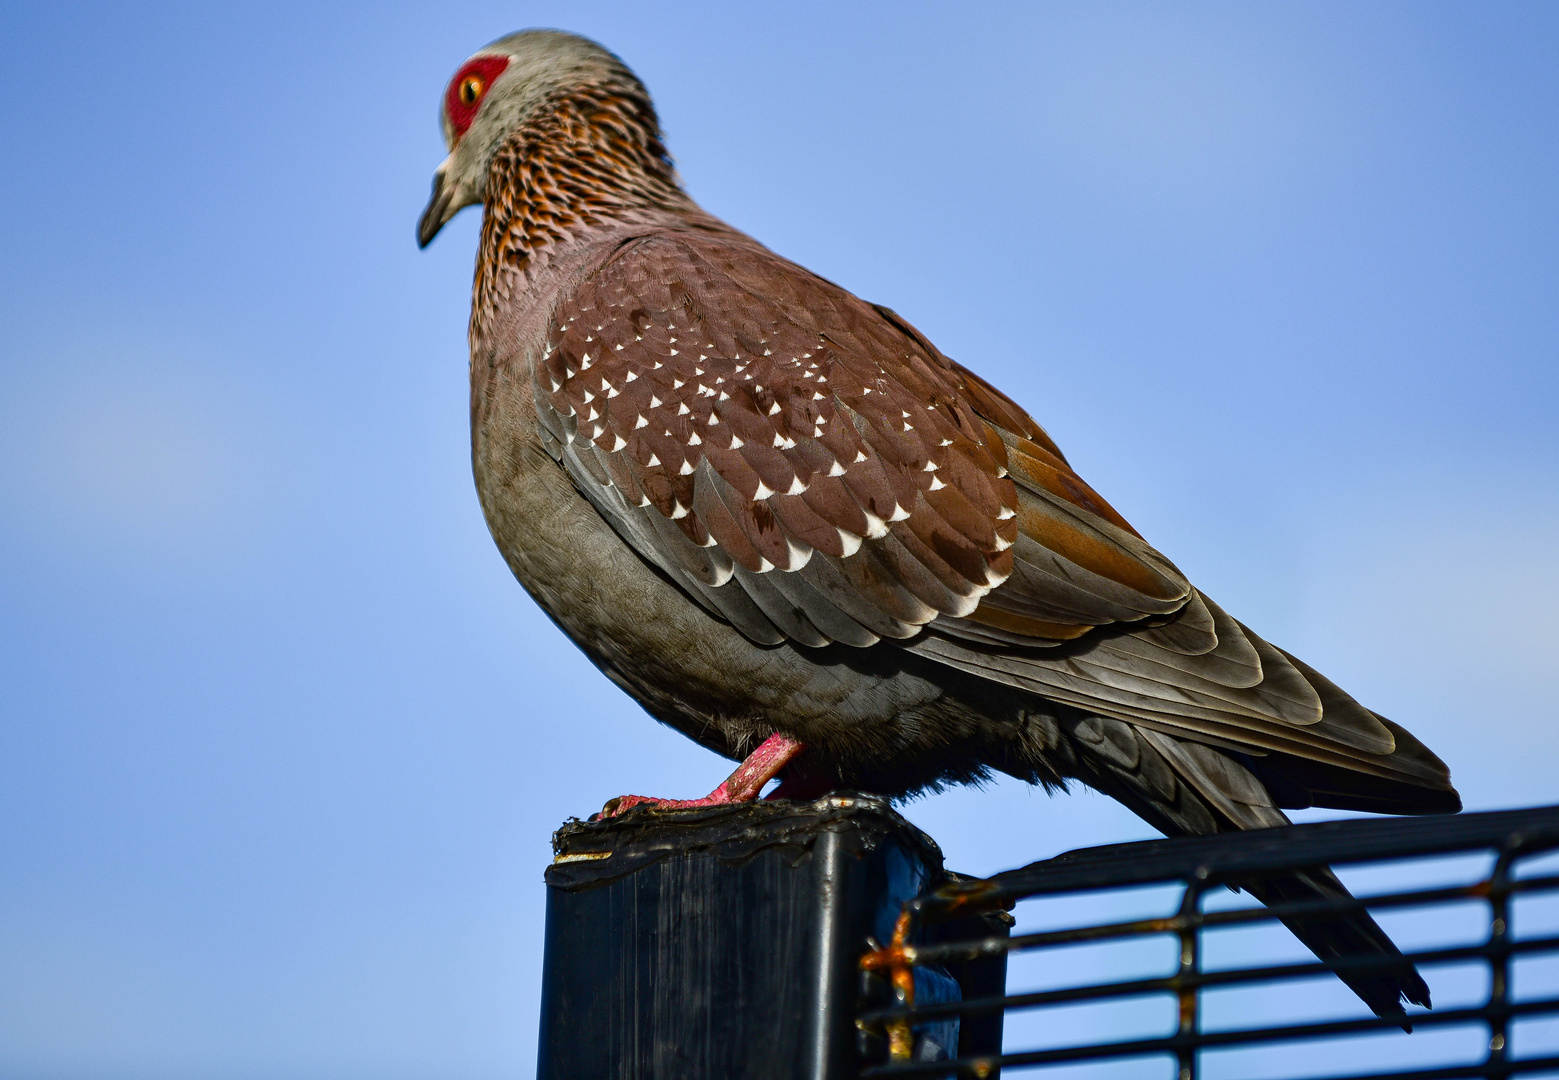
[859,805,1559,1080]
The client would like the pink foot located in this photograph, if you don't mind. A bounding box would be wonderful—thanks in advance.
[595,734,805,819]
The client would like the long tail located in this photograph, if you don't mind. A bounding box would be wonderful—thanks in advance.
[1056,714,1431,1022]
[1237,864,1430,1022]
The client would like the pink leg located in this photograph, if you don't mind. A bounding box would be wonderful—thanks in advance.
[596,734,806,818]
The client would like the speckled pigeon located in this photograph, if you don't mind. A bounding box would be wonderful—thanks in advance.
[417,30,1459,1020]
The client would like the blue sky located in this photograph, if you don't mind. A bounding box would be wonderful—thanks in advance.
[1,3,1556,1077]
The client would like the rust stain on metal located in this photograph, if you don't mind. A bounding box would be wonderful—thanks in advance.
[859,910,920,972]
[930,877,1011,919]
[888,965,915,1059]
[860,910,918,1061]
[1177,985,1196,1029]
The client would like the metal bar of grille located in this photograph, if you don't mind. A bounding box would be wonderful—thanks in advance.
[897,873,1559,970]
[1272,1058,1559,1080]
[907,805,1559,917]
[1175,880,1203,1080]
[858,804,1559,1079]
[862,932,1559,1025]
[1487,848,1516,1078]
[872,1058,1559,1080]
[862,997,1559,1077]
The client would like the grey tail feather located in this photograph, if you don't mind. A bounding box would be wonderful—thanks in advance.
[1236,864,1430,1028]
[1051,713,1435,1025]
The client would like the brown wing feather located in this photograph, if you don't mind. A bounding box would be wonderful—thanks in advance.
[533,226,1452,796]
[538,232,1030,634]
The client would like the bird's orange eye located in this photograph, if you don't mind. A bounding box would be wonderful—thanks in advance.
[444,55,510,139]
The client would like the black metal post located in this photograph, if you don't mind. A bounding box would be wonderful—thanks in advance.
[537,795,983,1080]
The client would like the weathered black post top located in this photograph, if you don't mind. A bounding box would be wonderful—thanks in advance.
[537,796,1006,1079]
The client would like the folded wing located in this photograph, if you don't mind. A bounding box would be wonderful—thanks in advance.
[531,227,1455,804]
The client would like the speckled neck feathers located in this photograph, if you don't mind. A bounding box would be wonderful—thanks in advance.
[474,84,694,318]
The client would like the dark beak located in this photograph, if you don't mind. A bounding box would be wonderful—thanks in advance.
[417,166,454,249]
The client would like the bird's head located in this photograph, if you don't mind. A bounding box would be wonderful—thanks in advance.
[416,30,654,248]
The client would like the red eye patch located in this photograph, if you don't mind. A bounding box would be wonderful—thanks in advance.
[444,55,511,140]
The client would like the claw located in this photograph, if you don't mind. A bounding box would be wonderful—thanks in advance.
[593,734,806,820]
